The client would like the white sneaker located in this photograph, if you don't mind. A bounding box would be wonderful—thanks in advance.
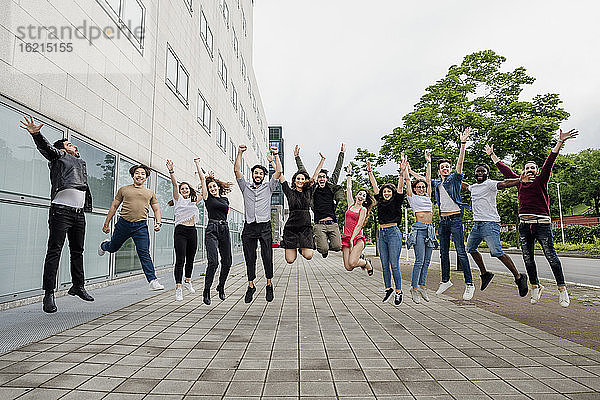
[149,279,164,291]
[530,285,544,304]
[463,284,475,300]
[410,288,421,304]
[418,287,430,302]
[183,280,195,293]
[175,287,183,301]
[436,281,453,295]
[98,239,109,256]
[558,289,570,307]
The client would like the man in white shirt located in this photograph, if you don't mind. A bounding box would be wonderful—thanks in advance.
[463,163,529,297]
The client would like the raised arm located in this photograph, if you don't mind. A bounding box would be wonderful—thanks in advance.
[166,159,179,202]
[403,162,413,197]
[345,164,353,206]
[552,129,578,154]
[234,144,246,179]
[294,145,307,173]
[408,164,426,181]
[456,127,470,174]
[271,147,283,182]
[487,143,519,178]
[312,152,326,182]
[194,158,208,201]
[497,177,521,190]
[20,115,62,161]
[484,144,500,164]
[425,150,432,196]
[330,143,346,184]
[397,153,407,194]
[366,161,379,194]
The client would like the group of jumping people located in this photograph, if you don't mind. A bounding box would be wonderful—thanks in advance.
[21,114,577,313]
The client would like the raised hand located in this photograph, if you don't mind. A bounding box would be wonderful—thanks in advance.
[270,146,279,154]
[520,171,532,183]
[484,144,494,156]
[424,150,431,163]
[340,143,346,153]
[346,164,353,174]
[208,171,215,178]
[460,127,471,143]
[365,161,372,172]
[166,159,174,172]
[319,152,326,160]
[294,145,300,157]
[238,144,247,153]
[559,129,579,141]
[193,157,201,164]
[267,152,273,163]
[19,115,44,135]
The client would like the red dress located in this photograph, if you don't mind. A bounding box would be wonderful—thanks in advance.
[341,205,366,248]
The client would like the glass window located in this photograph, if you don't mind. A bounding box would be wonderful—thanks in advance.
[218,53,228,88]
[166,47,177,88]
[156,174,175,221]
[239,106,245,126]
[217,123,227,151]
[229,140,235,162]
[0,102,64,199]
[194,226,205,261]
[122,0,144,45]
[200,11,213,55]
[231,84,237,111]
[115,237,142,274]
[105,0,120,14]
[59,213,110,284]
[70,136,115,210]
[153,221,174,267]
[177,63,189,101]
[232,29,238,58]
[166,45,188,104]
[197,93,211,132]
[221,0,229,27]
[0,203,49,296]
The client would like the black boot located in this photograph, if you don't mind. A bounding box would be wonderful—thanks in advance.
[216,285,225,301]
[68,286,94,301]
[43,290,57,313]
[203,289,211,305]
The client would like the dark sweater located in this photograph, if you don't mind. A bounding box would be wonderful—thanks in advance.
[374,191,405,225]
[205,195,229,221]
[495,151,558,217]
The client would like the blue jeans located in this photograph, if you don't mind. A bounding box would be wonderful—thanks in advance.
[412,223,433,288]
[467,221,504,257]
[101,217,157,282]
[378,226,402,291]
[439,215,472,284]
[519,222,565,286]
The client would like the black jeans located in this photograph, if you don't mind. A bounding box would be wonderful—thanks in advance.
[519,222,565,286]
[242,222,273,282]
[204,220,232,291]
[43,206,86,291]
[174,225,198,284]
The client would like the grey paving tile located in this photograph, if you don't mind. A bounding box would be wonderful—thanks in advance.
[1,373,55,387]
[300,381,336,397]
[263,381,299,397]
[224,380,264,396]
[14,387,68,400]
[472,379,521,395]
[300,370,332,382]
[39,374,91,390]
[59,390,106,400]
[505,379,557,393]
[113,377,160,393]
[331,368,365,381]
[266,368,299,382]
[150,379,194,395]
[334,381,373,396]
[439,380,485,395]
[404,380,447,396]
[394,368,434,381]
[78,376,126,392]
[370,381,411,396]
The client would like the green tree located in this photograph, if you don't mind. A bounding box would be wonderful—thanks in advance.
[551,149,600,216]
[380,50,570,176]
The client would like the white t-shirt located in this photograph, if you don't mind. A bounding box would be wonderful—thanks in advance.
[52,188,86,209]
[438,184,461,213]
[407,194,432,213]
[174,196,200,226]
[469,179,500,222]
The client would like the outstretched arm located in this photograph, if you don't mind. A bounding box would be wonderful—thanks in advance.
[403,163,413,197]
[345,164,353,206]
[486,144,518,179]
[366,161,379,194]
[497,177,521,190]
[234,144,246,179]
[456,127,470,174]
[397,153,407,194]
[166,160,179,202]
[330,143,346,184]
[271,147,283,182]
[294,145,308,173]
[312,153,326,182]
[425,151,432,196]
[194,158,208,201]
[20,115,61,161]
[552,129,578,154]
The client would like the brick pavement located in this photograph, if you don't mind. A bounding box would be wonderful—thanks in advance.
[0,249,599,399]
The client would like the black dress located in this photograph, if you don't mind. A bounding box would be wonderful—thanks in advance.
[281,181,315,249]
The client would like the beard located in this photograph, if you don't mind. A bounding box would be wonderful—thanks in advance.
[476,175,487,183]
[253,176,264,185]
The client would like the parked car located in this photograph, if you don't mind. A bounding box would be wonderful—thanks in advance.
[272,241,280,248]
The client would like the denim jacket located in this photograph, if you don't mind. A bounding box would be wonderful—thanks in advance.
[431,172,469,212]
[407,222,439,249]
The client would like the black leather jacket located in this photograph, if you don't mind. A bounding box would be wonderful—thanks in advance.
[32,133,93,212]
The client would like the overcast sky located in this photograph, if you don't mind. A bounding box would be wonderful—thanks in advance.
[253,0,600,174]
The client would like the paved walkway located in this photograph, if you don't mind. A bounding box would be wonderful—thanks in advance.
[1,250,599,399]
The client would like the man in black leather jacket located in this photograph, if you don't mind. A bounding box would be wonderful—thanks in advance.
[20,115,94,313]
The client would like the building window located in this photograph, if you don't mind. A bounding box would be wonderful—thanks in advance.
[229,140,236,162]
[232,29,239,58]
[241,8,247,36]
[239,106,245,127]
[197,92,211,133]
[246,122,251,140]
[218,53,228,89]
[182,0,192,13]
[217,122,227,151]
[200,10,214,56]
[166,44,189,105]
[98,0,145,50]
[241,57,246,81]
[220,0,229,27]
[231,84,237,111]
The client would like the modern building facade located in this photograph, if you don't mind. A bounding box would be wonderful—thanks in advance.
[0,0,268,303]
[268,126,284,242]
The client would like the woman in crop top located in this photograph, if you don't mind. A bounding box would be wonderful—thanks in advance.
[367,161,406,306]
[276,152,325,264]
[167,159,203,302]
[196,159,234,306]
[403,152,438,304]
[341,164,374,274]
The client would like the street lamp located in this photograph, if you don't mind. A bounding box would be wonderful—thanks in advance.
[550,181,567,245]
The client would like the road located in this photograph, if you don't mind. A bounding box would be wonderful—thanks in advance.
[399,248,600,287]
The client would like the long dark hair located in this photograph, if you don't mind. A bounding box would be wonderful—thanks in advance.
[206,176,233,195]
[291,170,312,190]
[179,182,197,202]
[378,183,396,201]
[355,188,374,228]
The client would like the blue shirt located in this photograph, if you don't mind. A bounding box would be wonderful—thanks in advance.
[431,172,469,212]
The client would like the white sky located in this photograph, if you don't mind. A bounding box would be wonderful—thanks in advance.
[253,0,600,173]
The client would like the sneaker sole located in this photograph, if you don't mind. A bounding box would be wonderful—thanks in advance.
[530,286,544,304]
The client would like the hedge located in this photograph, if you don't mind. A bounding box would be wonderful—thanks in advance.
[500,225,600,246]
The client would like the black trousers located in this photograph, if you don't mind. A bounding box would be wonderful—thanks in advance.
[242,222,273,282]
[174,225,198,284]
[43,206,86,291]
[204,221,233,291]
[519,222,565,286]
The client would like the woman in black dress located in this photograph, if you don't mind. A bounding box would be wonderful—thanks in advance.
[277,152,325,264]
